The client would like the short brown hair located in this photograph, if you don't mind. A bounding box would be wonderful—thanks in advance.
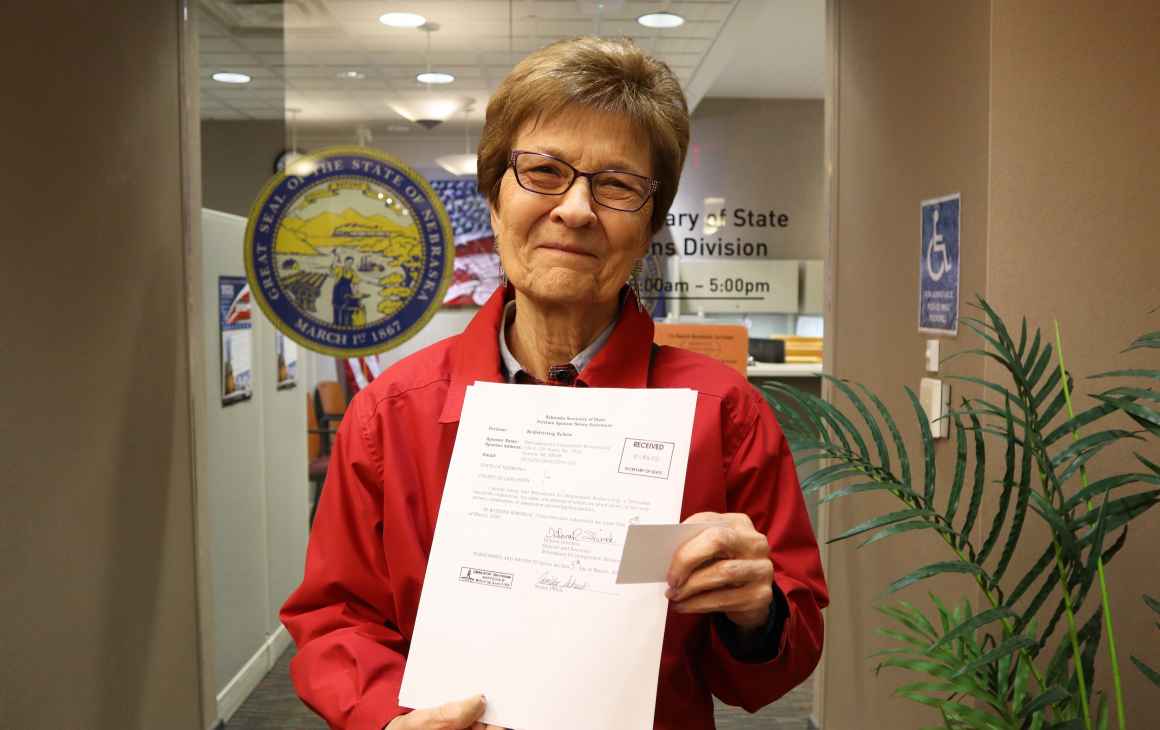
[478,37,689,234]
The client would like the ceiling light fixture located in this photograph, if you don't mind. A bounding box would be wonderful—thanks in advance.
[637,12,685,29]
[379,12,427,28]
[416,71,454,84]
[388,94,471,129]
[212,71,251,84]
[415,23,455,87]
[277,108,306,173]
[394,21,462,127]
[286,157,318,177]
[337,70,366,80]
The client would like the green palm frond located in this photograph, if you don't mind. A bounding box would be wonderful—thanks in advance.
[1131,594,1160,687]
[760,295,1159,728]
[870,597,1070,729]
[1123,330,1160,352]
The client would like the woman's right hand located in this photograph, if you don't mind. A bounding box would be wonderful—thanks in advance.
[385,694,506,730]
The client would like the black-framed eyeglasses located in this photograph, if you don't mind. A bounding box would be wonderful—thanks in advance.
[508,150,659,213]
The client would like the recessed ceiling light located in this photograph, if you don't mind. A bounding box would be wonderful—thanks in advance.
[637,12,685,29]
[416,71,455,85]
[337,70,366,80]
[212,71,251,84]
[379,12,427,28]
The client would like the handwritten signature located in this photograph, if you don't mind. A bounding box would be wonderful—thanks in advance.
[535,571,591,592]
[545,526,616,544]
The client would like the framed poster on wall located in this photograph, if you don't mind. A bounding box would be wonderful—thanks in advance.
[219,276,253,406]
[274,330,298,390]
[273,329,296,389]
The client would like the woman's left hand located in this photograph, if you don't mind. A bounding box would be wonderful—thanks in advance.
[665,512,774,631]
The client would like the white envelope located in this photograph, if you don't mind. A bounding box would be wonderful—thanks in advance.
[615,522,724,584]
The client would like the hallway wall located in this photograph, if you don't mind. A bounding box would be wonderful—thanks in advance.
[670,98,827,263]
[202,120,286,218]
[822,1,992,727]
[986,3,1160,726]
[0,2,203,728]
[199,210,308,722]
[823,1,1160,728]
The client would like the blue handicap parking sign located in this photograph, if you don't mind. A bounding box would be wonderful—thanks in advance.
[918,194,961,335]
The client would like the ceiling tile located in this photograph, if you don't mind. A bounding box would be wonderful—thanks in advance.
[198,0,788,123]
[236,37,285,54]
[199,37,243,53]
[201,52,263,66]
[204,109,251,120]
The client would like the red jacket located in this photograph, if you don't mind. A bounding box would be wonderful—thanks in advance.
[281,287,828,729]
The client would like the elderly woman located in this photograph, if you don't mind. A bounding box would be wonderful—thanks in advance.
[282,37,828,730]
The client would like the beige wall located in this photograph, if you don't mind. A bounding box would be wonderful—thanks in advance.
[202,119,286,218]
[669,98,827,262]
[987,3,1160,727]
[823,1,992,727]
[0,2,203,729]
[824,1,1160,728]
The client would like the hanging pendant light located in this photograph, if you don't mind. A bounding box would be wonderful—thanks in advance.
[277,107,314,175]
[388,22,464,129]
[388,95,470,130]
[414,23,455,85]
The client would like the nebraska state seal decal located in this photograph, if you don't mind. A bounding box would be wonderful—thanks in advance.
[245,146,454,357]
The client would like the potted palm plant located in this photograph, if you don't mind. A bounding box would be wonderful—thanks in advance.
[763,297,1158,729]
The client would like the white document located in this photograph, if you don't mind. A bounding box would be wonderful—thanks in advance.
[399,382,698,730]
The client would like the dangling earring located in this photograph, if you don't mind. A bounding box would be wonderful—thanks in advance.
[628,259,645,313]
[496,235,508,289]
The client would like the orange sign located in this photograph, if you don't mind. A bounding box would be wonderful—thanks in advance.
[653,323,749,375]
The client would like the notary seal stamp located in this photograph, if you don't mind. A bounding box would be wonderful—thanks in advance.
[458,567,514,589]
[245,146,454,357]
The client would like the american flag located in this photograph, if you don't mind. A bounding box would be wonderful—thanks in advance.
[431,179,502,307]
[225,284,252,324]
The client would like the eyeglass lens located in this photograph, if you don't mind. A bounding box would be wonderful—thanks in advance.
[512,152,652,212]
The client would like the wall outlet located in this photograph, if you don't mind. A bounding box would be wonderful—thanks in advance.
[925,339,941,372]
[920,377,951,438]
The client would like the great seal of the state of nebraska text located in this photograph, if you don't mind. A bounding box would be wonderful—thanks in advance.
[245,146,454,357]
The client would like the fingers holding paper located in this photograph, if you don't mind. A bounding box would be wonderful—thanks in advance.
[665,512,774,630]
[386,694,507,730]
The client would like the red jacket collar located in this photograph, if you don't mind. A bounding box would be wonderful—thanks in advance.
[438,284,654,423]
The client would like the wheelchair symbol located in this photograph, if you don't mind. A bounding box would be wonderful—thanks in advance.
[926,208,952,282]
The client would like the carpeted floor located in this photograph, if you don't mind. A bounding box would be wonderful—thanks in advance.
[225,645,815,729]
